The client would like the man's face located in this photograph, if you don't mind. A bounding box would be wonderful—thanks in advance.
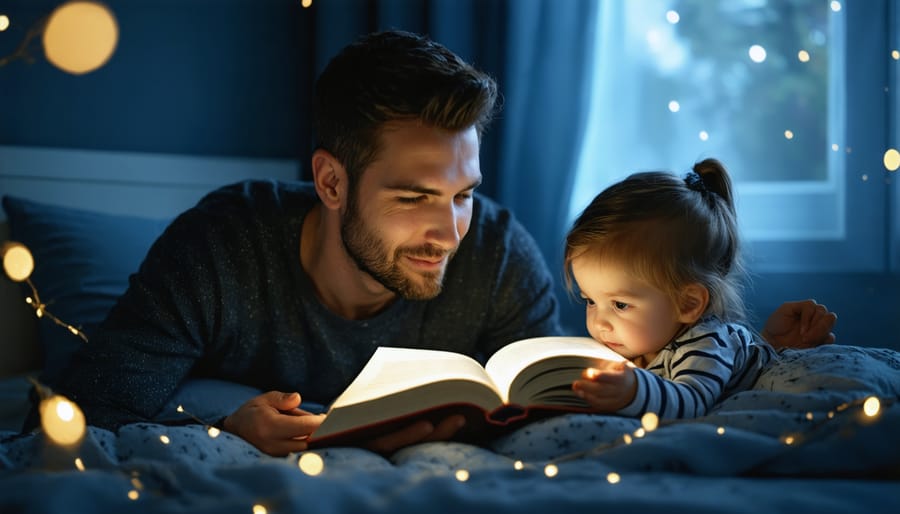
[340,120,482,300]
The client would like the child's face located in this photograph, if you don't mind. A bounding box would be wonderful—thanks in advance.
[571,256,686,361]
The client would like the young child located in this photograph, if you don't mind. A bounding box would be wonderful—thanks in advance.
[565,158,776,419]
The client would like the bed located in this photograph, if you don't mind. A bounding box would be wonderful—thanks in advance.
[1,146,899,514]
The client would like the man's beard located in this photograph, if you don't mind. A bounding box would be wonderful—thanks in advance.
[340,195,454,300]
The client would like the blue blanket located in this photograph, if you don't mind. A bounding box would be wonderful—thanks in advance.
[2,345,899,513]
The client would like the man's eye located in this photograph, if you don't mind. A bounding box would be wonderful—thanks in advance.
[397,196,426,204]
[613,301,629,311]
[455,193,473,203]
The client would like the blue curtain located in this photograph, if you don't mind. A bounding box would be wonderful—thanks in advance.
[311,0,599,334]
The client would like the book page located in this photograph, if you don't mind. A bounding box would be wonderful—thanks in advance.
[329,347,501,410]
[484,336,625,403]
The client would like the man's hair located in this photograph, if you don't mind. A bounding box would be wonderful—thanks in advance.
[313,30,498,181]
[564,159,747,323]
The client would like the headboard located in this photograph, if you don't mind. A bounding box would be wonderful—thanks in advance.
[0,145,299,378]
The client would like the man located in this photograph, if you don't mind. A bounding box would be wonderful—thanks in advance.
[55,30,836,456]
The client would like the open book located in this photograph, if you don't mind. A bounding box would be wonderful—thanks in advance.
[308,336,625,448]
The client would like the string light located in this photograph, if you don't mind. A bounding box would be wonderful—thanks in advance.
[455,469,470,482]
[606,472,621,484]
[301,0,313,8]
[513,460,524,470]
[176,404,221,437]
[298,452,324,476]
[253,505,268,514]
[543,464,558,477]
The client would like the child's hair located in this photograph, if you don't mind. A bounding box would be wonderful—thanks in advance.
[564,158,747,322]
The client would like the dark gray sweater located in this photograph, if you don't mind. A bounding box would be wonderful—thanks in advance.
[55,180,561,429]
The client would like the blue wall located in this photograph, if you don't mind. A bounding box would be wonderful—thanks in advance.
[0,0,312,160]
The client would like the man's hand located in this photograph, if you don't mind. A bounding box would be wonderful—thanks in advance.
[223,391,325,457]
[762,299,838,349]
[363,415,467,455]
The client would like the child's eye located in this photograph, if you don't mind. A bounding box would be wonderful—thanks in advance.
[613,301,630,311]
[580,296,595,306]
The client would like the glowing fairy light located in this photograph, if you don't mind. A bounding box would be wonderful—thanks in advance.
[585,368,600,380]
[159,435,170,444]
[831,143,839,151]
[623,434,633,444]
[665,10,679,24]
[253,505,268,514]
[828,411,835,419]
[798,50,810,62]
[544,464,558,478]
[606,472,621,484]
[883,148,900,171]
[0,15,9,32]
[863,396,881,417]
[131,477,144,490]
[39,395,86,446]
[861,174,869,182]
[830,1,842,12]
[784,130,794,140]
[640,412,659,432]
[207,426,221,438]
[748,45,767,63]
[75,458,85,471]
[716,427,725,435]
[699,130,709,141]
[805,412,814,421]
[128,490,139,500]
[301,0,313,7]
[633,428,646,438]
[298,452,325,476]
[668,100,680,113]
[891,50,899,60]
[782,435,796,445]
[455,469,470,482]
[513,460,524,470]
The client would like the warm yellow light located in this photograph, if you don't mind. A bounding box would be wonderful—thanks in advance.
[1,241,34,282]
[883,148,900,171]
[301,0,313,7]
[74,457,85,471]
[585,368,600,379]
[784,130,794,140]
[891,50,899,60]
[0,15,9,31]
[159,435,170,444]
[127,490,139,500]
[207,426,221,438]
[455,469,469,482]
[716,426,725,435]
[298,452,324,476]
[43,1,118,75]
[633,428,646,438]
[863,396,881,417]
[606,472,621,484]
[640,412,659,431]
[782,435,796,445]
[798,50,810,62]
[544,464,558,478]
[39,395,86,446]
[805,412,814,420]
[513,460,524,470]
[253,505,268,514]
[623,434,633,444]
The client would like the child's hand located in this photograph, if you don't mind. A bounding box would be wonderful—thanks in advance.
[572,359,637,412]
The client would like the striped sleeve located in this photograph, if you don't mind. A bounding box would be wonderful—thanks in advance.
[617,326,740,419]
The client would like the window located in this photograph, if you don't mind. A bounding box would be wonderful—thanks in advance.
[571,0,893,273]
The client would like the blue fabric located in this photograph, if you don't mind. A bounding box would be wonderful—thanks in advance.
[1,195,169,385]
[1,344,899,513]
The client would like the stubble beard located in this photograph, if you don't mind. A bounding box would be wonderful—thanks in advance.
[340,194,453,300]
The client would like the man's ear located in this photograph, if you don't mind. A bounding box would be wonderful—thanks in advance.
[311,149,348,210]
[677,283,710,324]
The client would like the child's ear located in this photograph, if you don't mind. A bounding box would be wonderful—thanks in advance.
[311,149,348,211]
[677,283,709,323]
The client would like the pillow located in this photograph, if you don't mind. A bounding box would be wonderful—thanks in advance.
[2,195,170,385]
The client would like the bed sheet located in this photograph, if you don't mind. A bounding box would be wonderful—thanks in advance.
[1,344,899,513]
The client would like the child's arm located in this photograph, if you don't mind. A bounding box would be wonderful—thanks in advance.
[572,360,637,412]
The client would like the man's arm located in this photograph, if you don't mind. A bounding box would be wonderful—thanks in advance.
[761,299,837,349]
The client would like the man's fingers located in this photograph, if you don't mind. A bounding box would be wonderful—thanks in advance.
[365,420,434,455]
[421,415,466,443]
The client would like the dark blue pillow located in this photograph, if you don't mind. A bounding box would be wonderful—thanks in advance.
[2,195,169,385]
